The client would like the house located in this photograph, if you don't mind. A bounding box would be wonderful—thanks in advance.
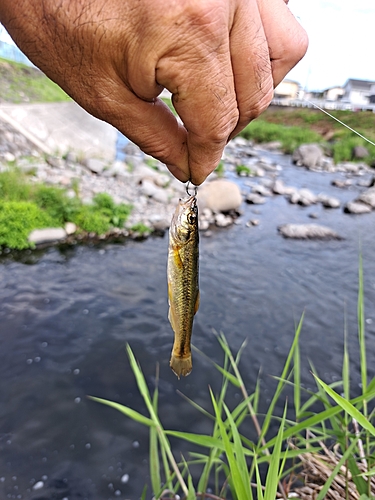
[273,79,300,100]
[342,79,375,106]
[323,86,344,101]
[369,83,375,104]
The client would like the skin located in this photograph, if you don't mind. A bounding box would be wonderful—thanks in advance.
[0,0,308,185]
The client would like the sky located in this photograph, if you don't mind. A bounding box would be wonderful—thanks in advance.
[1,0,374,92]
[287,0,375,91]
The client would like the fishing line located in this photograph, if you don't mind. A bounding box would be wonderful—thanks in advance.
[305,99,375,148]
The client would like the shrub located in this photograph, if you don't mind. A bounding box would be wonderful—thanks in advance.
[0,201,55,249]
[92,193,132,228]
[240,120,323,154]
[72,206,110,235]
[33,185,80,225]
[0,168,32,201]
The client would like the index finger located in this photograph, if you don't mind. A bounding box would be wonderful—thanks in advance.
[155,7,238,185]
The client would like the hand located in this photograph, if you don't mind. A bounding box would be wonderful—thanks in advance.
[0,0,307,185]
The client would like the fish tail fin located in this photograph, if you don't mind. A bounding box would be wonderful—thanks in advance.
[170,354,192,379]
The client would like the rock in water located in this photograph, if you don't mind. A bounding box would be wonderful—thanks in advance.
[292,144,324,170]
[245,193,267,205]
[278,223,342,240]
[356,187,375,208]
[318,194,341,209]
[344,201,372,214]
[198,179,242,212]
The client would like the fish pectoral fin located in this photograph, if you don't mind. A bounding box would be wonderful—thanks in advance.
[173,248,184,270]
[194,290,200,315]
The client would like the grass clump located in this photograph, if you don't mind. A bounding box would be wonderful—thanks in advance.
[130,222,152,235]
[91,193,132,228]
[236,164,253,176]
[240,119,323,154]
[0,166,132,249]
[0,201,55,249]
[91,260,375,500]
[33,185,80,225]
[215,161,225,177]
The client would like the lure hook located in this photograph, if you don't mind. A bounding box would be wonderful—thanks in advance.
[186,181,198,197]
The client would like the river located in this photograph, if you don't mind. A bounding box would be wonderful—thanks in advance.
[1,151,375,499]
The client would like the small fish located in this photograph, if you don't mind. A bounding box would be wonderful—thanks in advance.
[167,193,199,378]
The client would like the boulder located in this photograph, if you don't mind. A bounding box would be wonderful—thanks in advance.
[272,180,296,196]
[245,193,267,205]
[331,178,352,188]
[318,194,341,209]
[278,223,342,240]
[289,188,318,206]
[133,163,170,187]
[65,222,77,235]
[28,228,67,245]
[198,179,242,212]
[140,179,169,203]
[82,157,107,174]
[356,187,375,208]
[292,144,324,170]
[352,145,369,159]
[215,213,233,227]
[252,184,273,197]
[344,201,372,214]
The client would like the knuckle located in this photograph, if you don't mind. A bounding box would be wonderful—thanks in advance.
[240,80,274,123]
[208,110,239,143]
[283,27,309,66]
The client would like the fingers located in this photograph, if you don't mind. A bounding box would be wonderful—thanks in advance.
[229,0,308,140]
[154,4,239,185]
[257,0,309,87]
[85,80,191,183]
[228,0,274,140]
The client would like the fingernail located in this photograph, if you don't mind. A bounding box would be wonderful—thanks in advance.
[166,164,189,183]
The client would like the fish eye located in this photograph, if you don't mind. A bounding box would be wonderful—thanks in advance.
[188,213,196,225]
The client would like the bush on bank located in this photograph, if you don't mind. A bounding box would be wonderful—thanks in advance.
[0,166,132,249]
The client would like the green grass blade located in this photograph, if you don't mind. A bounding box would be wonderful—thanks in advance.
[223,403,252,499]
[165,431,225,450]
[259,312,304,443]
[210,389,248,500]
[254,456,264,500]
[150,381,161,496]
[140,484,147,500]
[126,345,189,497]
[294,329,301,419]
[253,370,261,414]
[358,254,367,395]
[187,471,196,500]
[88,396,154,427]
[343,308,350,401]
[176,390,215,421]
[264,402,287,500]
[314,375,375,436]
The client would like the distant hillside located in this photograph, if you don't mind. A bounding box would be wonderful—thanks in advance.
[0,57,70,103]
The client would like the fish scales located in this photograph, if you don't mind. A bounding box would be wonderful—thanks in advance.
[167,194,199,378]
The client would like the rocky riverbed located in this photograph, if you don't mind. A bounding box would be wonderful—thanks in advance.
[1,114,375,246]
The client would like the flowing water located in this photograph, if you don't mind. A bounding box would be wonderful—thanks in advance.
[1,151,375,499]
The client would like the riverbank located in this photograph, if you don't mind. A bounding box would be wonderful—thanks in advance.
[1,104,375,251]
